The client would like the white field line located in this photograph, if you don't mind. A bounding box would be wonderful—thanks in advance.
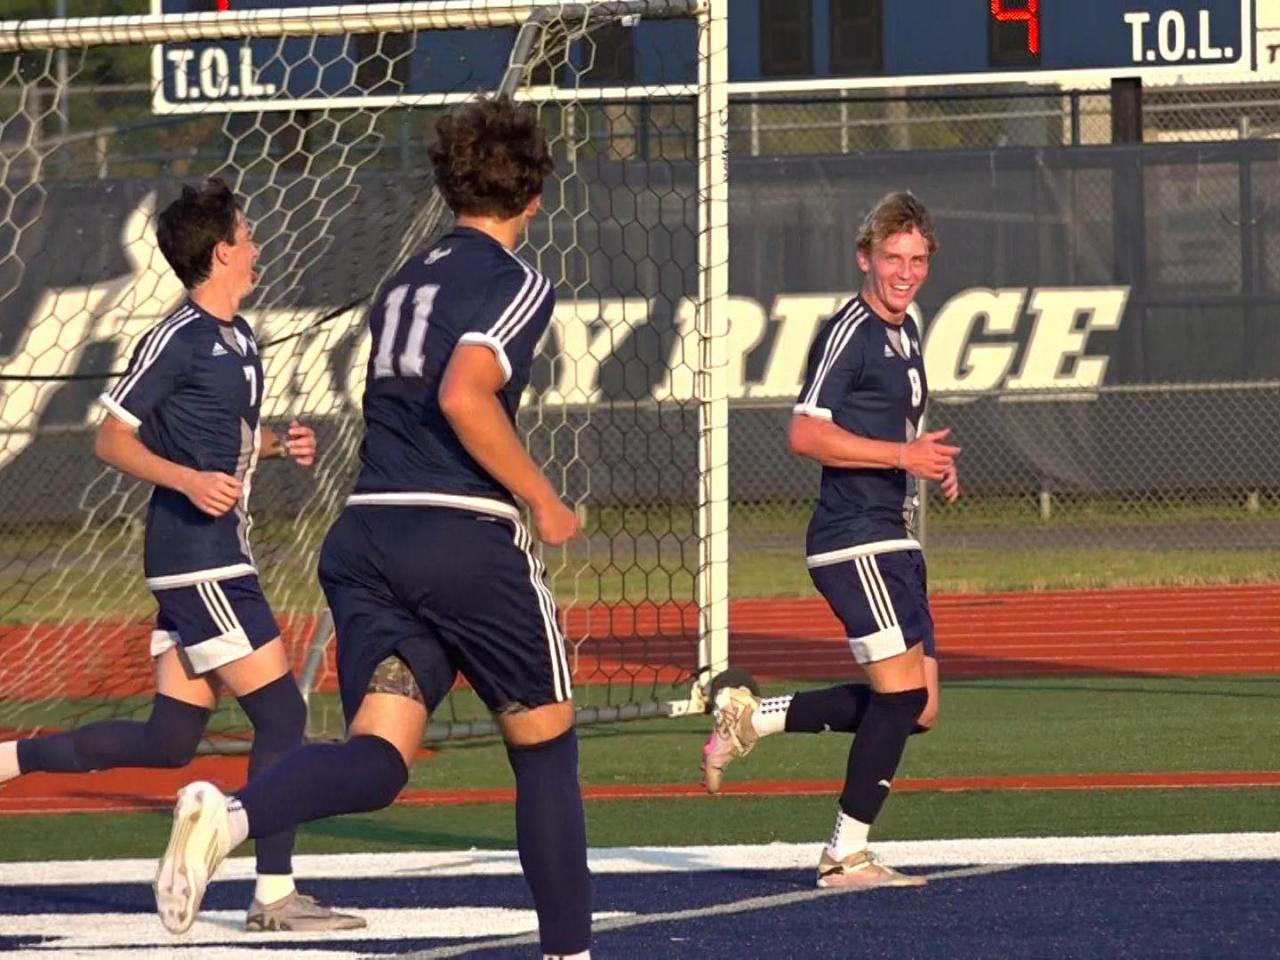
[0,832,1277,887]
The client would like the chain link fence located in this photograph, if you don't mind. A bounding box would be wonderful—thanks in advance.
[2,62,1278,647]
[722,96,1280,595]
[9,77,1280,177]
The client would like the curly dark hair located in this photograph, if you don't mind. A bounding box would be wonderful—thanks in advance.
[429,96,554,218]
[155,177,242,289]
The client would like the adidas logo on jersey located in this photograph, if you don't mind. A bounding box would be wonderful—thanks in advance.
[424,247,452,266]
[884,344,895,358]
[211,342,228,357]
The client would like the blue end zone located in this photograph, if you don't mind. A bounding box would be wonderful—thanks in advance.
[1,862,1277,956]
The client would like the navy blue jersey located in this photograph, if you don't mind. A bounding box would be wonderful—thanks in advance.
[349,226,554,516]
[99,300,263,587]
[794,295,928,564]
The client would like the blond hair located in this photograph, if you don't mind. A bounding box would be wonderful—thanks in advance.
[856,191,938,258]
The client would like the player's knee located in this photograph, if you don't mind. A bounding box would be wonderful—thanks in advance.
[912,701,939,736]
[352,734,410,809]
[237,674,307,750]
[145,695,211,767]
[147,736,200,768]
[497,700,575,748]
[870,687,928,739]
[506,726,580,785]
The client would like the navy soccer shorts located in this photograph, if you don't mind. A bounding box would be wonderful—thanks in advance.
[150,574,281,675]
[318,506,574,725]
[808,549,936,664]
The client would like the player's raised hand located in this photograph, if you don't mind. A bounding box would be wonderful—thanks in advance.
[902,428,961,482]
[283,419,316,468]
[533,496,580,546]
[939,463,961,503]
[183,471,242,517]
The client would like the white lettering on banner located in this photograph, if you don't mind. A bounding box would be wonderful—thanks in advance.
[0,200,1132,469]
[724,296,768,400]
[545,298,650,403]
[0,193,184,468]
[922,287,1025,395]
[1004,287,1127,396]
[923,286,1127,402]
[746,294,844,399]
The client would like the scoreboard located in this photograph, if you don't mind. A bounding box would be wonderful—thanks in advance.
[151,0,1258,113]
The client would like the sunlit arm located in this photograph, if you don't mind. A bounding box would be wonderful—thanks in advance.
[788,414,902,470]
[95,413,196,494]
[438,345,560,511]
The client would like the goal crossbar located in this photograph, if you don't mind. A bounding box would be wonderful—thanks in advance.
[0,0,701,51]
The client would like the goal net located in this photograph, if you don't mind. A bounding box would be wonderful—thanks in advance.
[0,1,728,747]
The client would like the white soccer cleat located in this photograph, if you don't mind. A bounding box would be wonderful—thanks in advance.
[700,686,760,794]
[154,781,232,934]
[816,849,927,889]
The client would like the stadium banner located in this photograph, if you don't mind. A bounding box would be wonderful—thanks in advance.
[2,141,1277,512]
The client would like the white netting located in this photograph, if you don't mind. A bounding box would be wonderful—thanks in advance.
[0,1,729,745]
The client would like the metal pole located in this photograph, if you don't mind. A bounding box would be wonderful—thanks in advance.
[696,0,730,680]
[55,0,70,154]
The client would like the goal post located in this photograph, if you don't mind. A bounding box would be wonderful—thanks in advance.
[0,0,729,747]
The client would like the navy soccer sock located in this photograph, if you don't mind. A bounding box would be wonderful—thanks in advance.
[839,687,927,824]
[780,683,930,737]
[784,683,872,734]
[506,728,592,956]
[16,694,209,774]
[235,735,408,840]
[236,675,308,876]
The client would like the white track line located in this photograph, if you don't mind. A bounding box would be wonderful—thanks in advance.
[2,833,1277,887]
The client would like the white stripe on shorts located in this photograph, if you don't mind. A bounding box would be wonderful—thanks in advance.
[849,555,906,664]
[196,581,239,636]
[854,555,898,631]
[511,519,573,702]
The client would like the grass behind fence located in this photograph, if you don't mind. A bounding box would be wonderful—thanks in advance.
[2,494,1279,623]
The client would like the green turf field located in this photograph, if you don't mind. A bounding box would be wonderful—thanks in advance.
[2,676,1276,861]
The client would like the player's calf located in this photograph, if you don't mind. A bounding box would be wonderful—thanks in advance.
[506,726,592,959]
[9,694,209,777]
[819,686,928,887]
[235,673,307,884]
[232,734,408,841]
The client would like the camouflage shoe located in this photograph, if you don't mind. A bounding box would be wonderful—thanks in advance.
[246,891,367,932]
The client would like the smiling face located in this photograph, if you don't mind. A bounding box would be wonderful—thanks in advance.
[857,226,930,323]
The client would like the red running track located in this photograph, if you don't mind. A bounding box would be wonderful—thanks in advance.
[568,584,1280,679]
[3,758,1277,816]
[723,584,1280,678]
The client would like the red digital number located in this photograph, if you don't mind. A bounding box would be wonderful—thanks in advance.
[216,0,230,10]
[990,0,1040,56]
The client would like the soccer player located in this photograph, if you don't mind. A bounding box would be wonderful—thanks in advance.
[0,178,361,932]
[701,192,960,888]
[152,97,592,958]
